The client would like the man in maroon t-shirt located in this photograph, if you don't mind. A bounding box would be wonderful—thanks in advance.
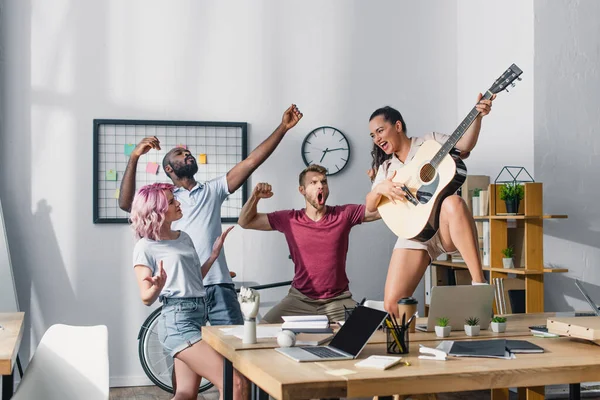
[238,164,380,323]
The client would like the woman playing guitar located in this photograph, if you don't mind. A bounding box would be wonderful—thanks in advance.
[366,93,495,319]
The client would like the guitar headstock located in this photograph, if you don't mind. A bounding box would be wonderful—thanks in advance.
[489,64,523,94]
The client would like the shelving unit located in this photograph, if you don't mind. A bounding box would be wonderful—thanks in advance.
[432,182,568,313]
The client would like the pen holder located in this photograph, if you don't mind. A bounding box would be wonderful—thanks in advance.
[385,326,409,355]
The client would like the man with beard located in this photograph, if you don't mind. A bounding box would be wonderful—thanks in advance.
[238,164,380,323]
[119,105,302,326]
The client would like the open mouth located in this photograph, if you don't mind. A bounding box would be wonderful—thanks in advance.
[317,192,325,205]
[379,141,389,152]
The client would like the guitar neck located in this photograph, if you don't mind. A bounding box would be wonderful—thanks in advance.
[430,90,495,168]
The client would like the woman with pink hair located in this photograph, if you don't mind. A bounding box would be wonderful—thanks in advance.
[131,182,236,400]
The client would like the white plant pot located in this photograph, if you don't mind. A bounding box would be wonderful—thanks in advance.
[502,258,514,269]
[464,325,480,336]
[491,322,507,333]
[435,326,451,338]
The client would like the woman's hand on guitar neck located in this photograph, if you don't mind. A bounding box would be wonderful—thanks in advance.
[375,170,407,204]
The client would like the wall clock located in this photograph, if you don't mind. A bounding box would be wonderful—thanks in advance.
[301,126,350,176]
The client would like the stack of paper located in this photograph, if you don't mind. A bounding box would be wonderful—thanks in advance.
[281,315,331,333]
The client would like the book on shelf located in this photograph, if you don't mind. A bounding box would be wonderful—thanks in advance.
[492,277,525,314]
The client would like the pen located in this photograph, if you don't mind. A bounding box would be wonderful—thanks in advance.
[385,319,404,353]
[359,298,366,306]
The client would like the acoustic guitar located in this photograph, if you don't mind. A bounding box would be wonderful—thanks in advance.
[378,64,523,242]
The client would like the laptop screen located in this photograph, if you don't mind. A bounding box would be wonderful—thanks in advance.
[329,305,388,356]
[575,279,600,316]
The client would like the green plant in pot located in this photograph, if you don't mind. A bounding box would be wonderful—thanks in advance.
[435,317,451,338]
[499,182,524,214]
[491,316,507,333]
[464,316,480,336]
[501,246,515,269]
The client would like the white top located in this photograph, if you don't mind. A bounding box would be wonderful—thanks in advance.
[172,175,232,286]
[372,132,450,250]
[133,231,206,299]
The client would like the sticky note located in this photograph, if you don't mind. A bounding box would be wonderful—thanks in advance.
[124,144,135,156]
[199,154,207,164]
[176,144,187,149]
[146,162,159,174]
[106,169,117,181]
[114,189,120,199]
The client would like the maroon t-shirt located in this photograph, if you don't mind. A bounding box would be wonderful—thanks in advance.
[267,204,365,299]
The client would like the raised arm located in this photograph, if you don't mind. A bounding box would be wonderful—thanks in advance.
[238,183,274,231]
[119,136,161,211]
[363,208,381,222]
[455,93,496,154]
[226,105,302,193]
[200,226,235,278]
[134,261,166,306]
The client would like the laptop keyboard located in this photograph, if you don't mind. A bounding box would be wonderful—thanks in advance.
[301,346,345,358]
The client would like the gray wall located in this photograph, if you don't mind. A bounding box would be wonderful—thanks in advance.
[534,0,600,311]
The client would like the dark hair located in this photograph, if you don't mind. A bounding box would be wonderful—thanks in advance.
[299,164,327,186]
[368,106,407,181]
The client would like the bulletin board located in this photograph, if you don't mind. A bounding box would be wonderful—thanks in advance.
[93,119,247,224]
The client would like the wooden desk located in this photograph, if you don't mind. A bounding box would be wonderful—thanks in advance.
[0,313,24,400]
[203,313,586,400]
[228,337,600,400]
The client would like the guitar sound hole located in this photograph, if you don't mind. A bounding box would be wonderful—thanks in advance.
[420,163,436,183]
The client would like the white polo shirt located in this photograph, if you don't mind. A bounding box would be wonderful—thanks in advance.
[172,175,232,286]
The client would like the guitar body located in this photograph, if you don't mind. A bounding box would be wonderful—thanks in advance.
[377,140,467,242]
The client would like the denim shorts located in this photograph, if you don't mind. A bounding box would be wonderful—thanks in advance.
[158,297,207,357]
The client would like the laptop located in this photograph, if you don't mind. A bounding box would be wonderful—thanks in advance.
[575,279,600,316]
[416,285,495,332]
[275,305,388,362]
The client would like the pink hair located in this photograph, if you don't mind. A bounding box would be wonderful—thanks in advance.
[130,183,176,240]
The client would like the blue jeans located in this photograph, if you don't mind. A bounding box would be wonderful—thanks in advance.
[158,297,207,357]
[205,283,243,325]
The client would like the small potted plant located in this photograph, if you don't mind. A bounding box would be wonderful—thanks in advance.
[491,316,507,333]
[464,316,480,336]
[502,246,515,269]
[499,182,525,214]
[435,317,451,338]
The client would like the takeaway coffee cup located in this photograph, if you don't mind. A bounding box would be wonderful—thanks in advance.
[397,297,418,333]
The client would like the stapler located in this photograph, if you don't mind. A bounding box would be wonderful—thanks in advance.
[418,344,447,361]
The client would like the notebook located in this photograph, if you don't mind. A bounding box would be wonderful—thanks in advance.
[275,305,388,362]
[448,339,508,359]
[505,340,544,353]
[355,355,404,370]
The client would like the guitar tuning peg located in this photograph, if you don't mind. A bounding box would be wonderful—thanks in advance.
[517,77,522,81]
[510,83,516,88]
[505,88,510,93]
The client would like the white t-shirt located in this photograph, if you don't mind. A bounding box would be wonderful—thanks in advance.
[172,175,232,286]
[372,132,450,251]
[133,231,206,299]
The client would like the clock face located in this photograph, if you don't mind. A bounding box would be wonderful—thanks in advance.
[301,126,350,176]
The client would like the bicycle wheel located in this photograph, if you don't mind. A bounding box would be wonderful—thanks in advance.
[138,306,214,393]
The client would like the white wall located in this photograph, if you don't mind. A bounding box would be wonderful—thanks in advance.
[457,1,535,179]
[0,0,473,386]
[534,0,600,311]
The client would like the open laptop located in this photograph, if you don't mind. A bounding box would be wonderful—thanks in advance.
[575,279,600,316]
[416,285,495,332]
[275,305,388,362]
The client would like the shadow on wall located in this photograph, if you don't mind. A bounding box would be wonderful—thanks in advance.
[544,274,600,313]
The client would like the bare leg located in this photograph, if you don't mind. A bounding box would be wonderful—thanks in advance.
[383,248,430,318]
[176,341,229,400]
[436,195,486,283]
[171,358,201,400]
